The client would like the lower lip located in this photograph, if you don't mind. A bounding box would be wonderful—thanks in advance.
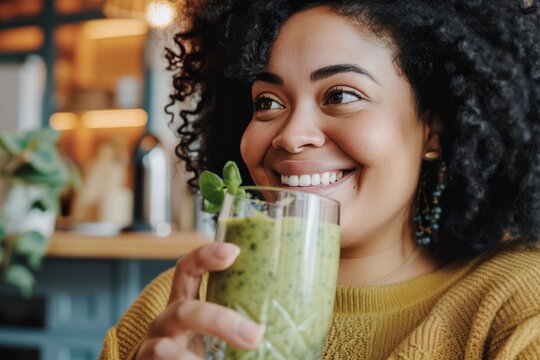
[276,170,358,196]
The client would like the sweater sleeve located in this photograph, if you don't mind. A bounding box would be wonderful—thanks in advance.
[486,250,540,359]
[493,314,540,359]
[99,268,175,360]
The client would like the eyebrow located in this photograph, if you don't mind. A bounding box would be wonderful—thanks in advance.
[254,63,380,86]
[254,72,284,85]
[311,64,380,84]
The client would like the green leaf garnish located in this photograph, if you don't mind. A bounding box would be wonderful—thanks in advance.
[223,161,242,194]
[200,170,225,205]
[199,161,244,213]
[203,199,222,214]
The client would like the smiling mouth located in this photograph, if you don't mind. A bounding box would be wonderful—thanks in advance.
[279,169,354,187]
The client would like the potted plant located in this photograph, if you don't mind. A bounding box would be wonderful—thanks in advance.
[0,127,78,295]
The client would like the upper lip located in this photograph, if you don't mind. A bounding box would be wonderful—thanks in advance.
[273,160,355,175]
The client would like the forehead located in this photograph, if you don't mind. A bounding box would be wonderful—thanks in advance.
[264,6,395,77]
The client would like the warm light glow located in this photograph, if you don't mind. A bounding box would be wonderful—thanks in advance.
[145,1,174,28]
[81,109,148,128]
[0,26,43,52]
[50,112,78,131]
[51,110,147,130]
[82,19,147,39]
[0,0,42,21]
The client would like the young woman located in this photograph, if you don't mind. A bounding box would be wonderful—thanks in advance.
[100,1,540,358]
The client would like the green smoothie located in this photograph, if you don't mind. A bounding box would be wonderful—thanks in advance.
[206,213,340,360]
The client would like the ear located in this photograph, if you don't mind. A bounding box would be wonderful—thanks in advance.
[422,112,443,155]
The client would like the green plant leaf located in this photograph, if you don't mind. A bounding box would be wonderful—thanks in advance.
[27,252,43,270]
[14,231,47,258]
[0,127,78,295]
[203,199,222,214]
[27,127,59,144]
[236,188,247,197]
[31,190,58,213]
[32,199,47,212]
[199,161,248,214]
[199,170,225,205]
[28,143,61,174]
[0,133,26,156]
[13,164,69,190]
[4,264,35,297]
[223,161,242,194]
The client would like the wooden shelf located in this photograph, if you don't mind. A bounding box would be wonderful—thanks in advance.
[47,231,212,259]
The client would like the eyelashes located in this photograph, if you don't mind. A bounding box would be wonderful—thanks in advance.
[253,96,284,112]
[323,87,364,105]
[253,86,366,114]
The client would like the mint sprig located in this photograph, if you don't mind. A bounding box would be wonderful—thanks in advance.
[199,161,245,213]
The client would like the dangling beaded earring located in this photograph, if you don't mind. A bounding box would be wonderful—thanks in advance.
[415,150,447,247]
[520,0,537,14]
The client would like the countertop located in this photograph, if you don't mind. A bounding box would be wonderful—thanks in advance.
[47,231,212,259]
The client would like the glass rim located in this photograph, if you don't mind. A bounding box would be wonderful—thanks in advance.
[236,185,341,207]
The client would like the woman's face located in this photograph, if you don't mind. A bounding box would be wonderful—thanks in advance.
[240,6,435,250]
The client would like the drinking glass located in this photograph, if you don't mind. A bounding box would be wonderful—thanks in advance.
[204,186,340,360]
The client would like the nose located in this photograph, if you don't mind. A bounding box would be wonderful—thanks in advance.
[271,108,325,153]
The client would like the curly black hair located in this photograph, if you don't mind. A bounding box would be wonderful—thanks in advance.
[165,0,540,260]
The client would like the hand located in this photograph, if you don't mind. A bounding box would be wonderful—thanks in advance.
[135,243,265,359]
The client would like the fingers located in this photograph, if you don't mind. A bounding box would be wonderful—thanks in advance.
[181,300,265,350]
[150,299,265,350]
[139,243,260,359]
[137,338,201,360]
[169,243,240,303]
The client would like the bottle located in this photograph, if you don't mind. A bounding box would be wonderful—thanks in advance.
[129,132,171,236]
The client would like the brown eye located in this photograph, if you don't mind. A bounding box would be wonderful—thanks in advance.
[323,88,363,105]
[327,92,344,104]
[253,96,284,111]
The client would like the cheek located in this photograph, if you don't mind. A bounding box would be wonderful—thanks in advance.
[332,111,424,165]
[333,118,401,164]
[240,121,272,179]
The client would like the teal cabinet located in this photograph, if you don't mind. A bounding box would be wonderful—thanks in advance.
[0,258,174,359]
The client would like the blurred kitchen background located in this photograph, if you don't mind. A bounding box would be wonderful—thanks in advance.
[0,1,213,359]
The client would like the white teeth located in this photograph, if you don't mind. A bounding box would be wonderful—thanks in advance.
[299,174,311,186]
[321,172,330,185]
[329,172,337,183]
[280,170,349,187]
[288,175,299,186]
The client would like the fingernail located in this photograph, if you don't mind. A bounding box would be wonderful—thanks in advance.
[238,319,265,345]
[213,243,241,260]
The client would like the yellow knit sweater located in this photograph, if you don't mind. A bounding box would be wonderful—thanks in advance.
[100,246,540,359]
